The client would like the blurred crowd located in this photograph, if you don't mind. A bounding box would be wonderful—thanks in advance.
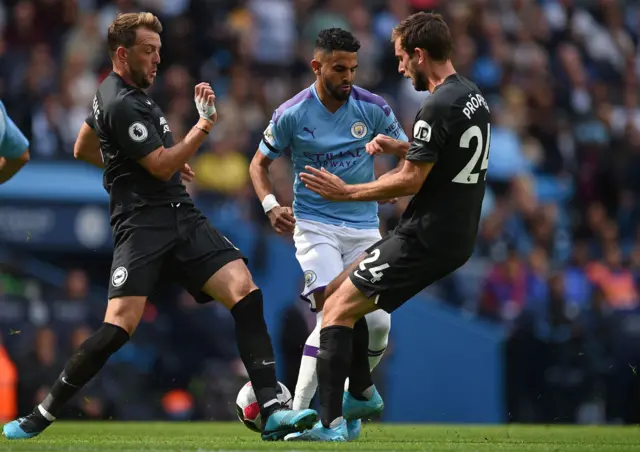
[2,0,640,424]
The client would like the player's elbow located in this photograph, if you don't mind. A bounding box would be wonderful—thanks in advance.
[250,151,272,171]
[249,152,271,179]
[149,167,175,182]
[73,145,83,160]
[17,149,30,164]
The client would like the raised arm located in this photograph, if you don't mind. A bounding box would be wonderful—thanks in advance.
[110,83,217,181]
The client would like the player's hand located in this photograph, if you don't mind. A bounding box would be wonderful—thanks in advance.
[300,166,350,201]
[366,134,407,157]
[194,82,217,123]
[180,163,195,183]
[366,134,396,155]
[267,206,296,234]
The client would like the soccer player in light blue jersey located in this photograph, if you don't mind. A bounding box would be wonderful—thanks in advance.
[249,28,408,440]
[0,100,30,184]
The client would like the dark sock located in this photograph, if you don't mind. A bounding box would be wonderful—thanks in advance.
[318,325,352,428]
[348,318,373,400]
[40,323,129,418]
[231,289,280,420]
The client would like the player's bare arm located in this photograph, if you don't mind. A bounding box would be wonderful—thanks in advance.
[300,159,433,201]
[74,122,194,181]
[0,150,29,184]
[249,150,295,234]
[365,134,410,158]
[138,82,215,181]
[74,122,104,168]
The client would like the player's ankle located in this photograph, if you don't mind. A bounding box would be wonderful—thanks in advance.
[348,385,374,401]
[262,401,284,420]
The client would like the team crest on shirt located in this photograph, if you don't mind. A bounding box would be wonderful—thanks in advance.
[111,266,128,287]
[128,122,148,142]
[351,121,368,139]
[304,270,317,287]
[263,124,276,146]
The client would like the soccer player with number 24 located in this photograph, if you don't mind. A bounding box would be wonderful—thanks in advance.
[285,12,492,441]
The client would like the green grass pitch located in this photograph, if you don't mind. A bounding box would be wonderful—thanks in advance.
[2,422,640,451]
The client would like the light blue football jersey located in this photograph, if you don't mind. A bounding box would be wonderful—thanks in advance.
[259,83,408,229]
[0,101,29,159]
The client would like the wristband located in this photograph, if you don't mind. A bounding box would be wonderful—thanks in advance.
[195,125,209,135]
[262,194,280,213]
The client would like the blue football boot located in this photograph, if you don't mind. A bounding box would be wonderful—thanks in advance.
[346,419,361,441]
[343,386,384,421]
[261,408,317,441]
[3,411,52,440]
[284,419,348,442]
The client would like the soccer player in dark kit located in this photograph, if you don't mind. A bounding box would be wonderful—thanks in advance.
[3,12,316,441]
[284,12,492,441]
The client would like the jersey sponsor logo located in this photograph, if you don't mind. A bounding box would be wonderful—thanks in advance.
[351,121,368,139]
[111,266,128,287]
[263,123,276,146]
[303,147,365,169]
[413,120,431,142]
[304,269,317,287]
[128,122,148,142]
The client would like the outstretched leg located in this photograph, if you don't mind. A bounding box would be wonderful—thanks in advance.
[201,259,317,440]
[3,297,144,440]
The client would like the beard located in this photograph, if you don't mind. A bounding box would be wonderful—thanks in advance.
[129,63,152,89]
[413,71,429,92]
[325,78,351,101]
[411,67,429,92]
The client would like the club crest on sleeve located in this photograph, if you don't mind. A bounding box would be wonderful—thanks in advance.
[351,121,367,139]
[128,122,148,142]
[111,266,128,287]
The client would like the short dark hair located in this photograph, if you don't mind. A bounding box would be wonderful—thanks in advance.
[107,12,162,58]
[315,28,360,53]
[391,12,452,61]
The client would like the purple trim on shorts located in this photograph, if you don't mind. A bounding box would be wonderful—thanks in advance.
[303,344,319,358]
[300,285,327,312]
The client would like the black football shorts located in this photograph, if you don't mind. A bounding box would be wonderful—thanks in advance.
[349,232,468,313]
[108,204,245,300]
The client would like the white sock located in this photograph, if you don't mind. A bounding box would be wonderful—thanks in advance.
[292,311,322,410]
[364,309,390,370]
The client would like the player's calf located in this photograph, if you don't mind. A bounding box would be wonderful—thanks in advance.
[4,319,132,439]
[202,260,287,421]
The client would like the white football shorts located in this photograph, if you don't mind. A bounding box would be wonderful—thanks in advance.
[293,218,382,311]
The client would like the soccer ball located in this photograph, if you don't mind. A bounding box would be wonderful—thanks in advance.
[235,381,292,432]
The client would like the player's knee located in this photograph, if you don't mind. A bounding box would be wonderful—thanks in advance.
[322,293,354,327]
[202,259,259,308]
[224,269,259,305]
[104,297,145,335]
